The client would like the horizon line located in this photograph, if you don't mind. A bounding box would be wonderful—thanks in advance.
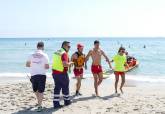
[0,36,165,39]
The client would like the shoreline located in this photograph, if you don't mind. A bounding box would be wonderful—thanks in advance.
[1,73,165,85]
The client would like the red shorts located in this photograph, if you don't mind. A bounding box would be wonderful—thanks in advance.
[73,68,83,77]
[91,65,103,74]
[114,71,125,76]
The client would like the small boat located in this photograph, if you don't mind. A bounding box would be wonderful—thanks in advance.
[103,59,139,76]
[125,61,139,72]
[103,69,114,75]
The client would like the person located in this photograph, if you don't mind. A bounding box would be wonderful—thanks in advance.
[85,40,112,96]
[52,41,74,109]
[26,42,49,112]
[71,44,86,96]
[111,47,128,94]
[125,52,137,67]
[143,45,146,48]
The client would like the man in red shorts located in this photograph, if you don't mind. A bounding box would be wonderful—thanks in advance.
[85,40,112,96]
[71,44,86,96]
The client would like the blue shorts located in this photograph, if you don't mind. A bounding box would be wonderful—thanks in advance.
[31,75,46,93]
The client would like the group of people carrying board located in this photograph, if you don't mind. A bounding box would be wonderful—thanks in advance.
[26,40,128,112]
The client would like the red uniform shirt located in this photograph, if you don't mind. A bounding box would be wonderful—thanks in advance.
[52,53,69,74]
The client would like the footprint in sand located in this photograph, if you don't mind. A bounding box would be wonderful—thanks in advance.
[123,111,129,114]
[146,104,154,109]
[133,107,139,111]
[133,105,141,111]
[155,111,165,114]
[106,107,113,112]
[115,109,119,112]
[3,105,7,107]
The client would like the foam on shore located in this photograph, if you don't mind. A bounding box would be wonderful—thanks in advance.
[0,72,165,84]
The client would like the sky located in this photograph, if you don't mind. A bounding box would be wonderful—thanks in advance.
[0,0,165,38]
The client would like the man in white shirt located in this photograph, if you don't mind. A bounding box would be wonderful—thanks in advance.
[26,42,49,112]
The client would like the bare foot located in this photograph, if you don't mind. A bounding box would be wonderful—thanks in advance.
[115,90,118,94]
[95,90,99,96]
[120,88,123,94]
[96,94,101,98]
[92,93,100,97]
[96,93,99,97]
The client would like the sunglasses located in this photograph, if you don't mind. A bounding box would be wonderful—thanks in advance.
[121,50,125,53]
[67,45,71,49]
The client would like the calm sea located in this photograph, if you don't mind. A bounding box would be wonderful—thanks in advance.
[0,38,165,82]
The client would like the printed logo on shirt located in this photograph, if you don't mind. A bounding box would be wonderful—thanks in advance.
[32,53,44,59]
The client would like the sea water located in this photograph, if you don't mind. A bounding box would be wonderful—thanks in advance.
[0,38,165,82]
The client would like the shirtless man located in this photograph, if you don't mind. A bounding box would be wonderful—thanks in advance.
[85,40,112,96]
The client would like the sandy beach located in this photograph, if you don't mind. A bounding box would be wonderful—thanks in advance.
[1,0,165,113]
[0,76,165,114]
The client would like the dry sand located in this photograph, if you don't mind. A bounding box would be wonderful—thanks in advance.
[0,77,165,114]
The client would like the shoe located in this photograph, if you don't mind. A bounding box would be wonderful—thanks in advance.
[75,91,79,96]
[76,91,82,96]
[64,100,71,106]
[78,92,82,96]
[36,106,43,112]
[54,105,63,109]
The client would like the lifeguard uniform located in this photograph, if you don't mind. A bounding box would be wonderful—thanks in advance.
[52,48,71,108]
[113,54,127,76]
[73,52,85,77]
[91,65,103,74]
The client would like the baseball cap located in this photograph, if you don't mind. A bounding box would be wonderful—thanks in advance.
[77,43,84,48]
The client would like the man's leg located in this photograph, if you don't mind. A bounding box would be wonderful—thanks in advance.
[120,73,125,94]
[114,72,119,93]
[53,74,62,108]
[34,92,39,104]
[36,92,43,107]
[34,92,44,112]
[93,74,99,96]
[37,75,46,107]
[76,76,82,94]
[31,76,39,105]
[98,72,103,86]
[62,73,71,106]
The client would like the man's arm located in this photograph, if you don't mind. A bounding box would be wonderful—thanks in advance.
[124,56,129,69]
[26,55,31,67]
[101,50,113,69]
[63,61,74,67]
[111,55,116,63]
[85,50,92,62]
[68,53,76,72]
[124,62,129,70]
[26,61,31,67]
[62,53,74,67]
[85,50,92,69]
[45,64,49,69]
[83,54,87,68]
[71,53,77,62]
[101,50,109,62]
[44,54,50,69]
